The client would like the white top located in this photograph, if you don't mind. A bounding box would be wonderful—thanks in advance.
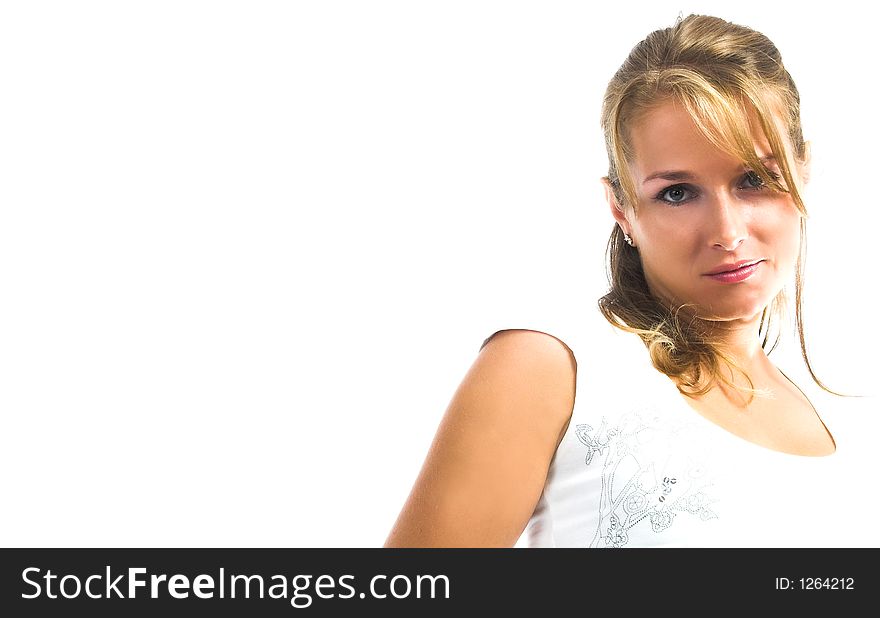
[481,310,879,548]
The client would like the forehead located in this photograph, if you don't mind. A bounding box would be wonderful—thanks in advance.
[628,98,775,182]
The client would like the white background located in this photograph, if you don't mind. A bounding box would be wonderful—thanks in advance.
[1,1,875,547]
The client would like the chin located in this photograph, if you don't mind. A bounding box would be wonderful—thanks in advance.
[692,299,772,322]
[649,281,774,322]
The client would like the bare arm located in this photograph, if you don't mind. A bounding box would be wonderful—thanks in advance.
[383,329,576,547]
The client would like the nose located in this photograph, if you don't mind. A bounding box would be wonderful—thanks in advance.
[707,192,748,251]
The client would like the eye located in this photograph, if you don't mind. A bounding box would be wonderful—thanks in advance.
[653,185,694,205]
[744,169,782,189]
[652,170,783,207]
[744,170,765,188]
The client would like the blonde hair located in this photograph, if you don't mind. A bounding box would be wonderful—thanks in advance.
[598,13,846,402]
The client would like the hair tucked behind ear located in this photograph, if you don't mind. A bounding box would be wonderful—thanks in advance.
[598,13,848,402]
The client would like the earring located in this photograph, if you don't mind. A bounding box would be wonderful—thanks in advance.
[623,232,635,247]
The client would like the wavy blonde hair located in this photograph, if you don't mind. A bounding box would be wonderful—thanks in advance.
[598,13,846,402]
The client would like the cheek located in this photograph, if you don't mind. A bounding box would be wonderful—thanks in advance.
[773,213,802,265]
[634,214,688,250]
[636,226,694,290]
[639,222,692,265]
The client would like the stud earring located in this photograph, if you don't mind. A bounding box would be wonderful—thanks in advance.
[623,232,635,247]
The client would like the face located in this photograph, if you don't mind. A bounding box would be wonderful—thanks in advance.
[604,98,810,325]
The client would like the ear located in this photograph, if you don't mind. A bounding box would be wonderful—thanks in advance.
[801,140,812,186]
[601,177,632,233]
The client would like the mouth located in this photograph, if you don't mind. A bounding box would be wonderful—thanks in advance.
[703,260,764,283]
[703,259,764,276]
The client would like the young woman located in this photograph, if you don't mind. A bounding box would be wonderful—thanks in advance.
[384,14,867,548]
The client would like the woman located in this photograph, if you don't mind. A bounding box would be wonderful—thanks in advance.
[384,14,862,548]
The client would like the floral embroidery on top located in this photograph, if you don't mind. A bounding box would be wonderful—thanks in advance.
[574,420,618,466]
[575,407,719,547]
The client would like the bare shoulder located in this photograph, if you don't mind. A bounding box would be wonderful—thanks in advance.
[383,329,577,547]
[478,328,577,427]
[479,327,577,370]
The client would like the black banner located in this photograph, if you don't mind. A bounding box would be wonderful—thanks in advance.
[1,548,874,615]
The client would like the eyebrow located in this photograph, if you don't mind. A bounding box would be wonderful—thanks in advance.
[642,155,778,184]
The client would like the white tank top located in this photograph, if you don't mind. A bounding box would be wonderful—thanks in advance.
[480,309,878,548]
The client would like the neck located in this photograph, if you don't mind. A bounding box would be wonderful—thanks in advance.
[696,312,781,404]
[707,314,767,369]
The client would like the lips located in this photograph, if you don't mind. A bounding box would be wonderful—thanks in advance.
[703,259,764,276]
